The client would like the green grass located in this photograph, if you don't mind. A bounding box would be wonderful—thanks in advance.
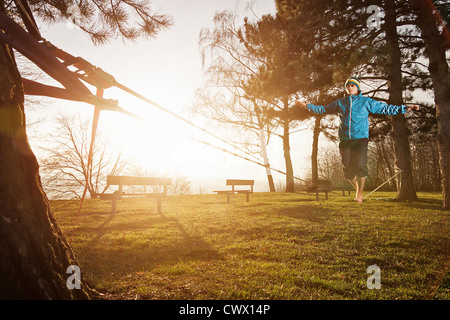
[51,191,450,300]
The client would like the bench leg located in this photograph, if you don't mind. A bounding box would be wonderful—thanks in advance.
[157,198,162,213]
[316,192,319,201]
[342,190,345,196]
[111,199,116,215]
[246,193,249,202]
[227,193,231,204]
[325,191,328,200]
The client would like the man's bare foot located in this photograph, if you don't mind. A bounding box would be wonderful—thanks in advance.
[354,195,363,204]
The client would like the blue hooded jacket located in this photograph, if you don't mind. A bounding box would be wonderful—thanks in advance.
[307,93,408,141]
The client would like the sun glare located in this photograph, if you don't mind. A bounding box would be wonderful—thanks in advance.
[100,92,243,180]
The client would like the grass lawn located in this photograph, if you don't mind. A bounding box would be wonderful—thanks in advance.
[52,191,450,300]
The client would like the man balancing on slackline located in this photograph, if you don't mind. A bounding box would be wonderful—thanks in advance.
[295,76,420,204]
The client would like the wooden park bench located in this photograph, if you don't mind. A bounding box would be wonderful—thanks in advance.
[99,175,171,214]
[213,179,254,203]
[306,179,332,200]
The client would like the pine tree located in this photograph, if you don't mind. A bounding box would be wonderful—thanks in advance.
[264,0,375,187]
[271,0,431,201]
[239,13,302,192]
[0,0,171,299]
[197,10,278,192]
[410,0,450,209]
[382,0,418,200]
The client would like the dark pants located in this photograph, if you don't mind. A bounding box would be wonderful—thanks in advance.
[339,138,368,180]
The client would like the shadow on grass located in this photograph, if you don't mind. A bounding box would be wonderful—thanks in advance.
[366,196,443,211]
[76,211,223,272]
[276,193,318,202]
[403,198,443,211]
[274,206,330,223]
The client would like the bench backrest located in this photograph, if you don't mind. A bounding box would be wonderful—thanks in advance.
[107,176,172,186]
[226,179,254,193]
[317,179,331,186]
[226,179,254,186]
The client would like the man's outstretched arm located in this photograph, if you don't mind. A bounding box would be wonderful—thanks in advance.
[295,100,339,115]
[367,98,420,115]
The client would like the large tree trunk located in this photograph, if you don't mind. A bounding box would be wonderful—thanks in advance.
[282,101,295,192]
[411,0,450,210]
[282,122,295,192]
[383,0,418,201]
[0,22,93,298]
[311,116,322,186]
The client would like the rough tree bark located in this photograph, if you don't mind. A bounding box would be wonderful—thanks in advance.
[411,0,450,210]
[383,0,418,201]
[0,16,93,300]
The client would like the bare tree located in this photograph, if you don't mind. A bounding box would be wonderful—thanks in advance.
[316,143,344,185]
[196,9,282,192]
[39,114,128,199]
[126,164,192,196]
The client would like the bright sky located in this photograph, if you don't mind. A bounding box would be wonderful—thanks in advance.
[26,0,317,193]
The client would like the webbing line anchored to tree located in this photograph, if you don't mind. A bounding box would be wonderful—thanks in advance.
[112,83,306,182]
[70,87,104,245]
[6,0,292,180]
[363,168,405,200]
[135,113,308,183]
[45,45,309,181]
[5,0,308,243]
